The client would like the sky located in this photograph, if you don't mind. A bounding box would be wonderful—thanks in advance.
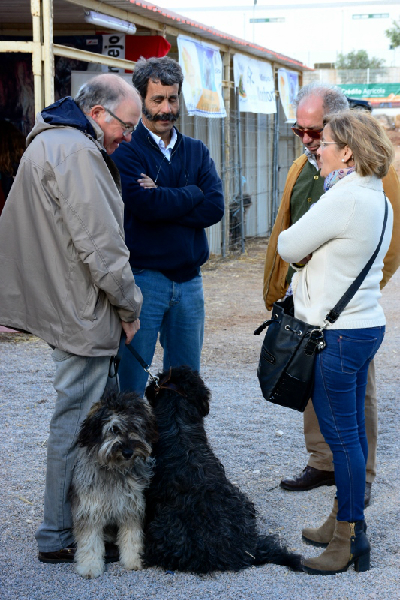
[154,0,400,68]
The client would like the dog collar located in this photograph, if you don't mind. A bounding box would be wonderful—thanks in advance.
[155,373,187,398]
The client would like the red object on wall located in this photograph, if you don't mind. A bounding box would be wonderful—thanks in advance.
[125,35,171,62]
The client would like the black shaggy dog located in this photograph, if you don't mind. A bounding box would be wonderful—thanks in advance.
[142,366,302,574]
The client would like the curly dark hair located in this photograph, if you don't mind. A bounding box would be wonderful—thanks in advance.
[132,56,183,99]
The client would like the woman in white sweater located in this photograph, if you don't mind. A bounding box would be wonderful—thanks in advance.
[278,111,394,575]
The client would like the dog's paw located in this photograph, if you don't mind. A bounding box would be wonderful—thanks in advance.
[121,555,143,571]
[76,560,105,579]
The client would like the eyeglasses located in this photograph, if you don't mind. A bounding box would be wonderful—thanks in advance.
[291,126,323,140]
[319,141,337,148]
[103,106,136,137]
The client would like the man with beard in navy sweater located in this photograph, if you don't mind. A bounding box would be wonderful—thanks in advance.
[113,56,224,395]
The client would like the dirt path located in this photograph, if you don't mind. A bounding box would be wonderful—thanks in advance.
[202,239,268,369]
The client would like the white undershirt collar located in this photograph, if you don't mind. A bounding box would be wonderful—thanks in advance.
[144,123,177,161]
[304,147,319,171]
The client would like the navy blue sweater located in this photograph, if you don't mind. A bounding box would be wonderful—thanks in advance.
[113,121,224,282]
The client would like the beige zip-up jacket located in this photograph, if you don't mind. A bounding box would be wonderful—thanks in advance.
[0,114,142,356]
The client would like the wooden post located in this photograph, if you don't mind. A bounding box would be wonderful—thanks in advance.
[31,0,43,115]
[42,0,54,106]
[222,51,231,256]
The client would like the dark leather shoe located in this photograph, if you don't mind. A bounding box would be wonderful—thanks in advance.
[38,546,75,563]
[38,542,119,564]
[281,465,335,491]
[364,482,372,508]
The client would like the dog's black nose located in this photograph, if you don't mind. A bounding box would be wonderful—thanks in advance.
[121,448,134,459]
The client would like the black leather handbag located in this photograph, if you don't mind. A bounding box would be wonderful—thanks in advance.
[255,302,325,412]
[255,196,388,412]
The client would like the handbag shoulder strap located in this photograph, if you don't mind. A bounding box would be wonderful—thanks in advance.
[325,192,389,325]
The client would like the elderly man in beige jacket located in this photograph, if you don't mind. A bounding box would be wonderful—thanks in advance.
[0,74,143,564]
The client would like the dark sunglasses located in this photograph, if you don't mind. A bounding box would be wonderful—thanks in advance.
[291,126,323,141]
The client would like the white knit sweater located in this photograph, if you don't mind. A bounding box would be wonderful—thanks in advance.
[278,172,393,329]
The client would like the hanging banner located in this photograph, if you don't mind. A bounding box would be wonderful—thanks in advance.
[102,34,125,74]
[177,35,226,118]
[233,54,276,114]
[338,83,400,107]
[278,68,299,123]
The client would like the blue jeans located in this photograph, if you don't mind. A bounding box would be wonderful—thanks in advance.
[118,269,205,396]
[312,327,385,522]
[35,350,114,551]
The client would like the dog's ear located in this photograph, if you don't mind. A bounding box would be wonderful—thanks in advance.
[169,366,211,417]
[127,393,159,444]
[77,401,108,447]
[194,386,210,417]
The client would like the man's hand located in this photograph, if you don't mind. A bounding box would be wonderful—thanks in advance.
[121,319,140,344]
[138,173,157,188]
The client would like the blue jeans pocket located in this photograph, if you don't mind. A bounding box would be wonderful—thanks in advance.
[339,335,377,374]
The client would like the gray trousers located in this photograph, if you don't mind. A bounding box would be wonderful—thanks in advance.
[35,349,112,552]
[305,359,377,483]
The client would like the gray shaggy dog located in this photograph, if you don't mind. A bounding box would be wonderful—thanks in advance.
[143,366,303,574]
[70,390,157,578]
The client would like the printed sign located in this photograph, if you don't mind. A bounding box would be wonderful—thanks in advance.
[233,54,276,114]
[177,35,226,118]
[277,68,299,123]
[102,34,125,74]
[338,83,400,107]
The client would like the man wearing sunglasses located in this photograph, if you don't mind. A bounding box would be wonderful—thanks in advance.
[263,82,400,507]
[0,73,144,564]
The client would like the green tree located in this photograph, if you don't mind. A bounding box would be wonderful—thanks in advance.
[336,50,385,69]
[386,20,400,49]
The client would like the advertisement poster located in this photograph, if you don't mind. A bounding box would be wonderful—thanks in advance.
[177,35,226,118]
[233,54,276,114]
[338,83,400,108]
[278,68,299,123]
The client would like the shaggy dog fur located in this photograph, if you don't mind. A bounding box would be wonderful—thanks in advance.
[70,390,157,578]
[142,366,303,574]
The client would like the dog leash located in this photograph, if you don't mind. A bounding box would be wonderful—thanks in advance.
[119,339,188,397]
[123,342,160,387]
[117,336,187,397]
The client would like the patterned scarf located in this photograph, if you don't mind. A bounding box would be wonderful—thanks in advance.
[323,166,356,192]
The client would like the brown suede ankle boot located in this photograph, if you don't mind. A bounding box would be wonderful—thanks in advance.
[302,520,370,575]
[302,498,338,547]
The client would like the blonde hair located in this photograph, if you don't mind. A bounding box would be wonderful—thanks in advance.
[324,110,393,179]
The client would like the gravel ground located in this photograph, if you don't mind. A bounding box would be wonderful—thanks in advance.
[1,247,399,600]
